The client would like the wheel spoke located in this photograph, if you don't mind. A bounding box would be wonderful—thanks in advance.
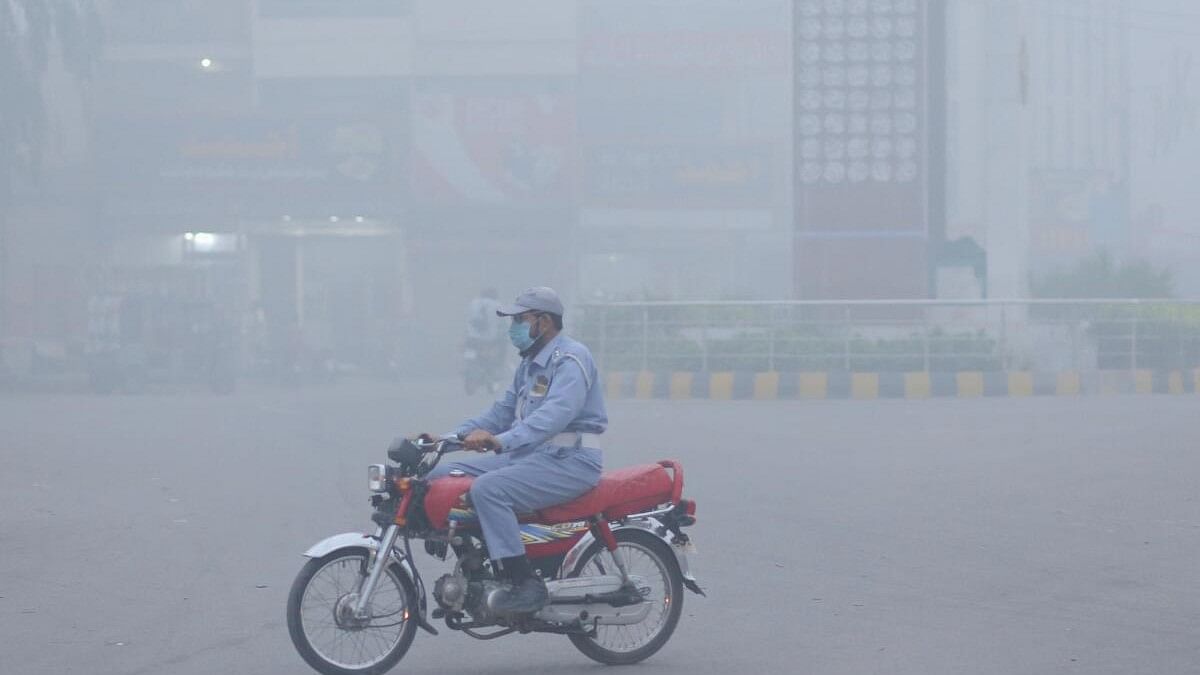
[297,553,411,670]
[575,539,675,655]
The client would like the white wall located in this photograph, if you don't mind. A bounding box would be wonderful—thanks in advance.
[413,0,577,76]
[1128,0,1200,295]
[253,16,414,78]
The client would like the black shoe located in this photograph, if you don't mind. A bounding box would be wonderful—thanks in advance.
[491,576,549,614]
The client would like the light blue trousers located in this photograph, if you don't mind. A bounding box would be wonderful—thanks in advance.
[426,445,602,560]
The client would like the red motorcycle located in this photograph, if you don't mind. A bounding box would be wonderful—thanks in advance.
[286,436,703,675]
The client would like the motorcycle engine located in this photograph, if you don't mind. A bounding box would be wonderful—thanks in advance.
[433,573,506,624]
[432,572,469,612]
[464,579,506,624]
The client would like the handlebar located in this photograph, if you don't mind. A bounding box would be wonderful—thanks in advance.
[395,434,466,476]
[393,432,504,477]
[413,434,465,453]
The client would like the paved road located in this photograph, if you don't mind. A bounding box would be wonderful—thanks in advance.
[2,381,1198,675]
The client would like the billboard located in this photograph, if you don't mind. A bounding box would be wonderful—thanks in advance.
[1029,169,1130,269]
[793,0,935,298]
[410,85,575,206]
[582,144,777,208]
[577,2,790,215]
[97,114,405,217]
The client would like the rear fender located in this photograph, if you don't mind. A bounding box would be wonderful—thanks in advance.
[557,518,703,595]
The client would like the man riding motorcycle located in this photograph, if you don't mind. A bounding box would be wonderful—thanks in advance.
[402,286,606,615]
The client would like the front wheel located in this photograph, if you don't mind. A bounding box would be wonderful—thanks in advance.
[567,529,684,665]
[287,548,419,675]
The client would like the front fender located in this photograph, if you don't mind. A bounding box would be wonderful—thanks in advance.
[558,518,703,595]
[302,531,416,578]
[303,531,380,559]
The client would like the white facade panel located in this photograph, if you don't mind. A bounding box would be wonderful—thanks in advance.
[1128,0,1200,295]
[413,42,577,77]
[253,17,413,77]
[415,0,576,42]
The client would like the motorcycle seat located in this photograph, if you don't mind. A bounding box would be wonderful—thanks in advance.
[425,460,684,527]
[538,461,678,523]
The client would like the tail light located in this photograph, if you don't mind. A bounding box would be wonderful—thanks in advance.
[675,499,697,526]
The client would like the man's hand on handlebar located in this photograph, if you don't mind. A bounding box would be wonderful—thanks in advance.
[462,429,500,453]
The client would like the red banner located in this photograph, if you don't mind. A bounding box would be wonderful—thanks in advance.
[411,88,575,206]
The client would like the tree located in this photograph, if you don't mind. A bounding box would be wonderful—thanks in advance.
[0,0,101,345]
[1032,250,1175,299]
[1,0,100,194]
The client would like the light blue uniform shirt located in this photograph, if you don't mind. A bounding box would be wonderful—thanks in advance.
[455,333,607,453]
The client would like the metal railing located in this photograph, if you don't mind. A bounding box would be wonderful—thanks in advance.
[574,299,1200,373]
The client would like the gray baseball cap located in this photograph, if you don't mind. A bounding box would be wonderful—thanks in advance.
[496,286,565,317]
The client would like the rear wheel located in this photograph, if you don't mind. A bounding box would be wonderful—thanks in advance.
[286,548,419,675]
[567,529,684,665]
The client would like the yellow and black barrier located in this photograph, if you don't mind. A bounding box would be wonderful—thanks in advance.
[604,369,1200,400]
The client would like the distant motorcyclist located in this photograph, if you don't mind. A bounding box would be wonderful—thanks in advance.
[463,289,507,393]
[466,288,502,344]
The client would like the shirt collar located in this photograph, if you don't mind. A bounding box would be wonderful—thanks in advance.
[529,333,564,368]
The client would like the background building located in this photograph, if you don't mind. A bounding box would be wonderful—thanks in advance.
[8,0,1200,381]
[944,0,1132,299]
[1127,0,1200,295]
[92,0,412,375]
[577,0,794,301]
[403,0,580,369]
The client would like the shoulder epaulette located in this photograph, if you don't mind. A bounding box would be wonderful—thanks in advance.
[552,349,592,390]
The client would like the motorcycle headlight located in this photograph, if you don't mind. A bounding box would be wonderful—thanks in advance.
[367,464,388,492]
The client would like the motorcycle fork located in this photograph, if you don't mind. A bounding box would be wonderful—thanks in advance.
[353,524,400,619]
